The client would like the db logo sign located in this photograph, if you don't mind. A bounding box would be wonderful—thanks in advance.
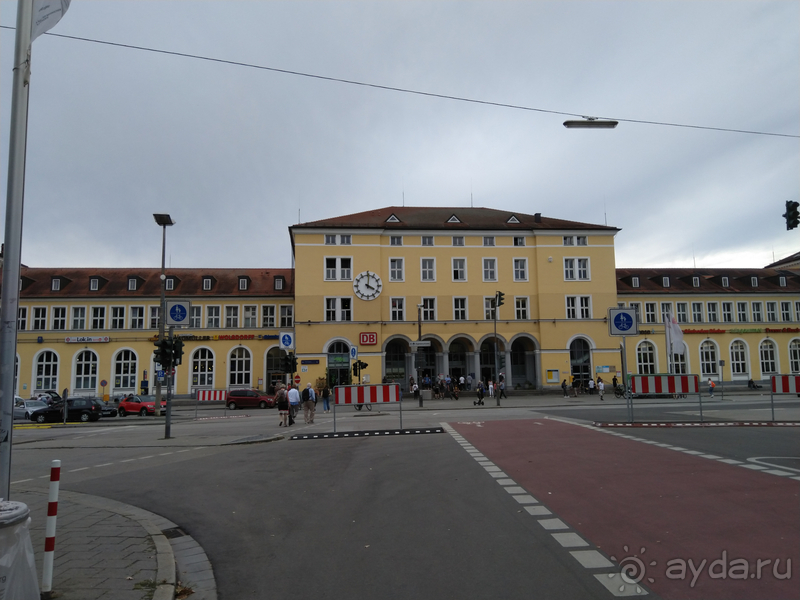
[360,332,378,345]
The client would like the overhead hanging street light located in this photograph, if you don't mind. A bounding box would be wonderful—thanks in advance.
[563,117,619,129]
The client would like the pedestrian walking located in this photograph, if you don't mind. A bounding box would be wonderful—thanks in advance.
[562,379,569,398]
[488,380,494,398]
[276,384,289,427]
[598,379,605,401]
[474,381,485,405]
[466,374,473,391]
[302,383,316,423]
[287,384,301,423]
[498,378,507,399]
[321,385,331,412]
[588,378,596,395]
[707,378,716,398]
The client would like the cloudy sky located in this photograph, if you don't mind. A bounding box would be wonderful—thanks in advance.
[1,1,798,272]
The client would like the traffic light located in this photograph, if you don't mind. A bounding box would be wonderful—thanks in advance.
[290,353,298,373]
[283,352,297,373]
[282,353,291,373]
[172,338,184,365]
[352,360,368,377]
[783,200,799,230]
[153,338,172,368]
[499,354,506,369]
[496,291,505,307]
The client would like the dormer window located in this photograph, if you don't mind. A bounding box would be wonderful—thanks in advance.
[90,278,99,291]
[631,276,640,288]
[721,276,729,287]
[750,276,758,287]
[662,277,670,288]
[165,278,174,291]
[692,277,700,288]
[51,278,61,292]
[780,276,787,287]
[203,277,212,291]
[239,277,249,291]
[128,278,137,291]
[274,276,284,291]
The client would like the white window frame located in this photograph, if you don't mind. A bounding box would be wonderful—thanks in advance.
[165,278,174,291]
[692,302,703,323]
[721,276,729,287]
[766,301,778,323]
[637,341,657,375]
[759,340,777,375]
[91,306,106,330]
[483,236,495,247]
[513,236,525,247]
[750,276,758,287]
[51,278,60,291]
[421,235,434,247]
[752,301,763,323]
[453,297,467,321]
[239,278,248,291]
[564,258,575,281]
[130,306,144,329]
[482,258,497,282]
[190,306,201,328]
[128,278,137,291]
[692,276,700,288]
[324,297,352,322]
[32,307,47,331]
[730,340,748,376]
[225,306,239,328]
[737,301,748,322]
[90,278,99,291]
[700,341,718,375]
[566,296,591,319]
[707,302,719,323]
[420,258,436,282]
[325,234,336,245]
[662,276,670,288]
[631,276,640,288]
[52,306,66,330]
[243,305,257,328]
[484,297,496,320]
[390,235,403,246]
[391,297,405,322]
[452,236,464,247]
[206,306,221,328]
[645,302,657,324]
[340,235,351,245]
[722,302,733,323]
[781,301,792,322]
[515,297,528,320]
[280,305,293,327]
[676,302,688,323]
[660,302,672,324]
[790,340,800,373]
[513,258,528,282]
[421,298,436,321]
[389,258,404,282]
[576,236,587,246]
[262,305,276,328]
[629,302,642,323]
[203,278,212,291]
[576,258,588,281]
[563,236,574,246]
[452,258,467,282]
[111,306,125,330]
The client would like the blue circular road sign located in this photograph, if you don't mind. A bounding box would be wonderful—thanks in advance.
[169,304,187,322]
[613,312,634,332]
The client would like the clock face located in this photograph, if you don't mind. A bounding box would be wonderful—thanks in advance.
[353,271,383,301]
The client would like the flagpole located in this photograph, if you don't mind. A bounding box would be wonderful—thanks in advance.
[665,313,672,374]
[0,0,34,501]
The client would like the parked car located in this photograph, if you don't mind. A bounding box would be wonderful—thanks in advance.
[226,389,276,410]
[13,398,47,420]
[92,398,118,418]
[29,397,102,423]
[117,395,166,417]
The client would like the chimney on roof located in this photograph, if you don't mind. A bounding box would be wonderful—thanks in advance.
[534,213,542,223]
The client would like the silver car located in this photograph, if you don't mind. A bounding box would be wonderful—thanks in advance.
[13,398,48,420]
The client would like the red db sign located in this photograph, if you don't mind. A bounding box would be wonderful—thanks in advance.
[360,332,377,345]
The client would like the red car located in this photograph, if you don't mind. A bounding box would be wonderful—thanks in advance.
[226,389,275,410]
[117,395,166,417]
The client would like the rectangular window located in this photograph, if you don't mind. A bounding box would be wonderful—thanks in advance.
[90,278,99,291]
[325,257,352,281]
[421,258,435,281]
[239,278,248,291]
[692,276,699,287]
[325,298,336,321]
[513,236,525,247]
[691,302,703,323]
[751,276,758,287]
[781,301,792,322]
[779,276,786,287]
[563,236,574,246]
[632,276,640,288]
[722,302,733,323]
[722,276,729,287]
[662,276,670,288]
[130,306,144,329]
[577,258,588,280]
[483,236,495,246]
[207,306,220,328]
[676,302,688,323]
[660,302,671,323]
[576,236,587,246]
[452,236,464,247]
[111,306,125,329]
[483,258,496,281]
[564,258,575,280]
[453,297,467,320]
[566,296,591,319]
[752,301,763,322]
[707,302,718,323]
[391,298,404,321]
[796,301,800,322]
[203,278,212,291]
[766,302,777,322]
[262,305,275,328]
[514,258,528,281]
[325,258,337,280]
[190,306,201,328]
[579,296,591,318]
[421,298,435,321]
[340,235,351,245]
[91,306,106,329]
[390,258,404,281]
[128,278,137,291]
[737,302,748,322]
[51,278,60,291]
[340,258,351,280]
[18,307,27,330]
[166,278,174,291]
[629,302,641,323]
[515,297,528,320]
[226,306,239,328]
[52,307,66,330]
[244,305,257,328]
[274,277,284,291]
[390,236,402,246]
[452,258,466,281]
[484,297,496,320]
[421,236,433,246]
[645,302,657,324]
[325,234,336,245]
[280,305,293,327]
[33,307,47,330]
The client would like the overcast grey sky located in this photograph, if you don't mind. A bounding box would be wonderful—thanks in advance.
[2,1,798,271]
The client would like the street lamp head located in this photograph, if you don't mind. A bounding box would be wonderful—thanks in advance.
[153,213,175,226]
[563,118,618,129]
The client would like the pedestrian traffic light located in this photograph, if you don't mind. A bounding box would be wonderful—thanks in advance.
[153,338,172,368]
[290,353,298,373]
[283,352,297,373]
[172,338,184,365]
[496,291,505,307]
[783,200,799,230]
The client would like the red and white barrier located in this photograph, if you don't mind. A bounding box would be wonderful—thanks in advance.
[196,389,227,402]
[631,375,699,395]
[334,384,401,405]
[771,375,800,394]
[41,459,60,594]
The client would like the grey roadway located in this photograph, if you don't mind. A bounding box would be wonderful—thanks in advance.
[7,390,799,599]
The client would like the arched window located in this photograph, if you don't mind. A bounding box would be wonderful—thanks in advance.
[192,348,214,387]
[35,351,58,392]
[114,350,138,390]
[700,341,718,376]
[75,350,98,391]
[229,347,251,387]
[636,341,656,374]
[790,340,800,373]
[759,340,777,375]
[327,341,351,387]
[730,341,748,376]
[569,338,591,383]
[385,340,406,385]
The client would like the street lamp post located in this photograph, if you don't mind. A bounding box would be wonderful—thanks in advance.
[417,304,423,407]
[153,214,174,425]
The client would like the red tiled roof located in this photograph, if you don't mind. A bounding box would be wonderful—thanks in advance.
[291,206,618,232]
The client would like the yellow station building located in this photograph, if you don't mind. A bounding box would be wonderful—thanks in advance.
[2,207,798,399]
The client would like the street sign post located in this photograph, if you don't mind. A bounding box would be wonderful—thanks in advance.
[608,308,639,423]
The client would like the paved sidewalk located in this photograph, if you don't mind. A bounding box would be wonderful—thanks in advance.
[12,488,217,600]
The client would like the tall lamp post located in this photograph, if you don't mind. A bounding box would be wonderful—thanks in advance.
[153,214,174,421]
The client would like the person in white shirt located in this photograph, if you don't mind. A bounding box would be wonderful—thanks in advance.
[287,384,301,419]
[597,379,605,401]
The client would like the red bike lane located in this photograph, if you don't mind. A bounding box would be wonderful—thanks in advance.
[451,418,799,600]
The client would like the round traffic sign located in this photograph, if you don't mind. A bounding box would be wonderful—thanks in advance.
[169,304,187,322]
[294,374,301,384]
[613,312,634,332]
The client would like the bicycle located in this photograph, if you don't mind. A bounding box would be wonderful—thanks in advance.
[614,385,628,399]
[354,403,372,411]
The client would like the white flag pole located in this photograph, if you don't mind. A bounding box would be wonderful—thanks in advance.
[0,0,34,501]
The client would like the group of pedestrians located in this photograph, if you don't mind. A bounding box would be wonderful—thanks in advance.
[561,376,606,400]
[276,382,332,427]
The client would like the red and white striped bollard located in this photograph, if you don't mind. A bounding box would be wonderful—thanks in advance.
[41,459,60,595]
